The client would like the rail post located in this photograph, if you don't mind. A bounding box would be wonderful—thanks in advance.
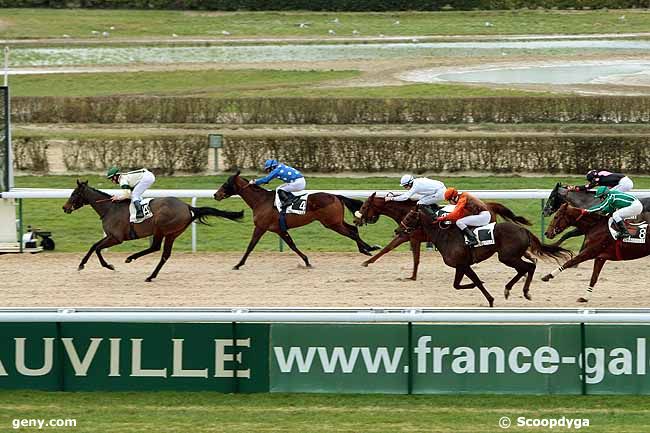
[18,197,23,252]
[191,197,197,253]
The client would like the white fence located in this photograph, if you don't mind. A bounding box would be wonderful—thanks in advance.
[0,307,649,323]
[4,187,650,252]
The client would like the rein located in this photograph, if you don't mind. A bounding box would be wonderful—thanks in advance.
[95,198,113,203]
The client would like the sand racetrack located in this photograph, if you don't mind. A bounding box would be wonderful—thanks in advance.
[1,251,647,308]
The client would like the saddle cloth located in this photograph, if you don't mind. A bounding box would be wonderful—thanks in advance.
[275,193,309,215]
[129,198,154,223]
[607,216,647,243]
[466,222,497,247]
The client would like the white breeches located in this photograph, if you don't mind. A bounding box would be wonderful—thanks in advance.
[456,211,491,230]
[612,199,643,222]
[131,171,155,202]
[610,176,633,192]
[416,190,445,205]
[277,177,306,194]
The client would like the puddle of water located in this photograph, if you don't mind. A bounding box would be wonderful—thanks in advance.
[404,61,650,85]
[9,40,650,67]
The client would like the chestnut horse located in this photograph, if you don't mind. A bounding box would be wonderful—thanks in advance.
[353,192,532,280]
[542,203,650,302]
[394,208,572,306]
[213,171,379,269]
[63,180,244,281]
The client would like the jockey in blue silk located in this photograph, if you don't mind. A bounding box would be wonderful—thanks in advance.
[250,159,306,218]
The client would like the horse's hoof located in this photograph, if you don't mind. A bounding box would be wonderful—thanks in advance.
[524,292,532,301]
[232,266,240,271]
[145,277,153,282]
[577,297,589,303]
[106,264,115,271]
[488,299,495,308]
[408,276,417,281]
[361,261,370,267]
[77,264,84,271]
[305,264,313,268]
[370,245,382,251]
[361,250,372,257]
[504,289,510,299]
[541,274,552,282]
[125,258,132,263]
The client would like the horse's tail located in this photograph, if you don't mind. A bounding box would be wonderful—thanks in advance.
[336,195,363,214]
[526,230,573,263]
[487,202,532,226]
[190,206,244,225]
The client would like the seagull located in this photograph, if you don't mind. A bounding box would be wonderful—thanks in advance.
[352,29,360,35]
[619,15,626,20]
[332,18,340,24]
[484,21,494,27]
[91,30,99,35]
[412,38,419,43]
[109,26,115,30]
[393,20,400,25]
[298,23,309,28]
[328,29,336,35]
[62,34,70,38]
[102,31,109,37]
[221,30,231,35]
[172,33,178,38]
[379,33,385,37]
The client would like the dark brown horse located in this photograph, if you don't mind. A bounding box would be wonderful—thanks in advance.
[542,203,650,302]
[353,192,533,281]
[63,180,243,281]
[213,171,379,269]
[392,209,572,306]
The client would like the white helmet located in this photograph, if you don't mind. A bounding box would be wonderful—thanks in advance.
[400,174,414,187]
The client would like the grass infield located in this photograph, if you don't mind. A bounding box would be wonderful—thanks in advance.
[15,174,650,254]
[0,391,647,433]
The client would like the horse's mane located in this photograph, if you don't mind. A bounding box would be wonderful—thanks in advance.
[87,184,111,198]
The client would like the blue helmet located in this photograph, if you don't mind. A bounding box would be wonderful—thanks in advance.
[264,159,279,170]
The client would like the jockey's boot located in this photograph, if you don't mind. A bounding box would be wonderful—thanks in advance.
[277,190,295,208]
[133,200,144,219]
[615,220,631,239]
[462,227,479,247]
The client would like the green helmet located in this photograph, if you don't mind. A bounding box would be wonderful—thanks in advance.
[594,185,609,198]
[106,166,120,178]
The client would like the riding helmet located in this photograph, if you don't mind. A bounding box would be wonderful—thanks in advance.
[106,166,120,178]
[264,159,279,170]
[594,186,610,198]
[400,174,414,187]
[444,187,459,201]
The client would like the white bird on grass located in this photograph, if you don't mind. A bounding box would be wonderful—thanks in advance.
[91,30,99,35]
[328,29,336,35]
[172,33,178,38]
[352,29,360,35]
[221,30,231,35]
[102,31,109,37]
[484,21,494,27]
[393,20,400,25]
[332,18,340,24]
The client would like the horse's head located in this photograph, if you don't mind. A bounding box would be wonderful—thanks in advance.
[545,203,582,239]
[63,179,90,214]
[542,182,565,217]
[353,192,382,226]
[214,170,244,201]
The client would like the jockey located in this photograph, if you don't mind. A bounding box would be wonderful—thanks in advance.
[250,159,306,214]
[570,169,633,193]
[385,174,446,218]
[436,187,491,247]
[107,166,156,219]
[582,186,643,239]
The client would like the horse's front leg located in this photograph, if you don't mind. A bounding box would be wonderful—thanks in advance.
[78,236,112,270]
[541,248,599,282]
[408,236,422,281]
[234,226,266,270]
[577,258,607,303]
[361,232,409,267]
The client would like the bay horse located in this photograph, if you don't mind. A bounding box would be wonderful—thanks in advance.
[353,192,533,281]
[213,171,379,269]
[542,183,650,245]
[542,203,650,302]
[394,208,572,306]
[63,180,244,281]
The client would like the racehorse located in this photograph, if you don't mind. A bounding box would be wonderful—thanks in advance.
[63,180,244,281]
[213,171,379,269]
[542,203,650,302]
[542,183,650,245]
[353,192,533,281]
[394,208,572,306]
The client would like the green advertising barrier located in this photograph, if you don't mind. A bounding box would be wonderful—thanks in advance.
[2,322,650,394]
[0,323,269,392]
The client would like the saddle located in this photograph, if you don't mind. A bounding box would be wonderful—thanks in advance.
[275,192,309,215]
[129,198,154,223]
[465,223,497,247]
[607,214,648,243]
